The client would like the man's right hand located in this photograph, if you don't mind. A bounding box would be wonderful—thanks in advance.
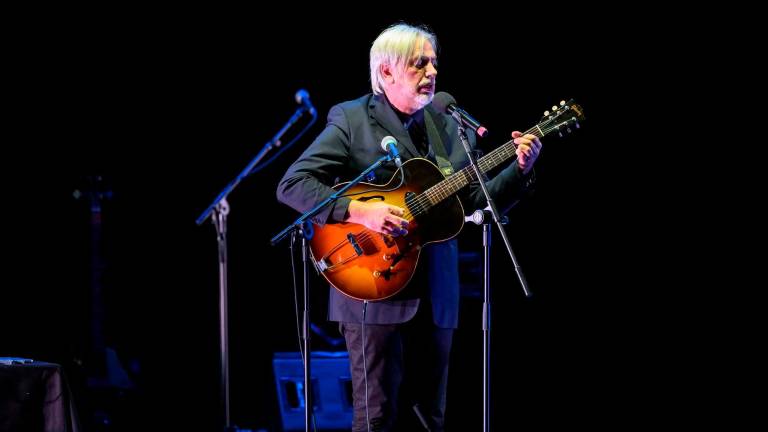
[347,200,409,236]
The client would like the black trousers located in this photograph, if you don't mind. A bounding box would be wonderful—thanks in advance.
[341,301,454,432]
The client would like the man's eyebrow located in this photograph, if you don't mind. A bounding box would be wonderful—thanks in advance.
[412,55,437,67]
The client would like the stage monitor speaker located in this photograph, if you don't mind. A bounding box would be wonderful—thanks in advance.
[273,351,352,431]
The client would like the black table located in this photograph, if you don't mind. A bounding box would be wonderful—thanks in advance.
[0,360,80,432]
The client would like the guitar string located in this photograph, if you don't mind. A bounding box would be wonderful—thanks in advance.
[345,113,574,248]
[403,124,545,220]
[398,114,557,219]
[404,140,514,220]
[407,125,542,217]
[409,103,577,217]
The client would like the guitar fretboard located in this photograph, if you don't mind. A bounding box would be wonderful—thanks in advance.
[407,126,543,218]
[404,100,582,220]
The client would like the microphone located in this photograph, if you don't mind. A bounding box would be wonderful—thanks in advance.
[432,92,489,137]
[295,89,316,116]
[380,135,402,168]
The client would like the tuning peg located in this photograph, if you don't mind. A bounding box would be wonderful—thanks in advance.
[560,100,566,106]
[552,105,558,111]
[543,110,550,116]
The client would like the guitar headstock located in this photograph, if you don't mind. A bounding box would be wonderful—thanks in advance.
[538,99,585,137]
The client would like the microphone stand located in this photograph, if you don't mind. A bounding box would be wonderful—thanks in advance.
[271,153,396,432]
[465,209,507,432]
[453,111,531,297]
[197,105,313,432]
[453,112,531,432]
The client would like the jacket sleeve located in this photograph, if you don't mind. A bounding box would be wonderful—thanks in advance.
[276,104,354,225]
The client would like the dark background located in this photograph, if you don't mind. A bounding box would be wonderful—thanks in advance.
[3,10,685,431]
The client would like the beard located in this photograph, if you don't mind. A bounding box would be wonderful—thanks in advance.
[414,91,434,110]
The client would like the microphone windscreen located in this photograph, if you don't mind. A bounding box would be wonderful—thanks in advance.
[380,135,397,152]
[432,91,456,114]
[295,89,310,105]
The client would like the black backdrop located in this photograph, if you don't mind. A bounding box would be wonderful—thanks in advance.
[4,10,664,431]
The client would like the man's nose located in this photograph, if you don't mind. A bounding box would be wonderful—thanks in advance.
[426,63,437,77]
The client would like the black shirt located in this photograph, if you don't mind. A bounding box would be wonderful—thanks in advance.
[390,102,432,159]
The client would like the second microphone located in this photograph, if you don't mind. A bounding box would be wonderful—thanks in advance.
[380,135,402,168]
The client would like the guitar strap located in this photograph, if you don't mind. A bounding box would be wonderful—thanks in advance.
[424,111,455,177]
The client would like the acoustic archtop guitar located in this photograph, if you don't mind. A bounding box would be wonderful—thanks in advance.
[309,100,584,301]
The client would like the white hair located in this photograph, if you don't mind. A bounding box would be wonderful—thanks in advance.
[369,23,437,95]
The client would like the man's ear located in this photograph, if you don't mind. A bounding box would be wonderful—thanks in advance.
[380,63,395,84]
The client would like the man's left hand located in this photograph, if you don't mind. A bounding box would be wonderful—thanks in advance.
[511,131,542,175]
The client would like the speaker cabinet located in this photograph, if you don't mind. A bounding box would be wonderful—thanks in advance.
[273,351,352,431]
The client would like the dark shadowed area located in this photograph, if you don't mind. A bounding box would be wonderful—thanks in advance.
[4,10,677,432]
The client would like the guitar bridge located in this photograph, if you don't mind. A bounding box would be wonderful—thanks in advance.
[316,230,380,272]
[347,233,363,256]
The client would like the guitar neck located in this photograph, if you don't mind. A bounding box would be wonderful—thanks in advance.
[420,124,542,209]
[411,99,583,215]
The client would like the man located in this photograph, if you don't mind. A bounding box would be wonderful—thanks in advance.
[277,22,541,431]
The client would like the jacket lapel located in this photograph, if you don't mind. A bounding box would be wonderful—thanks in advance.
[367,95,421,159]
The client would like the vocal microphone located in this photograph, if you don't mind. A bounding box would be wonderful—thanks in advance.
[432,92,489,137]
[380,136,402,168]
[295,89,316,116]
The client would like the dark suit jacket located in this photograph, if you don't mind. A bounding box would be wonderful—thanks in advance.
[277,94,533,328]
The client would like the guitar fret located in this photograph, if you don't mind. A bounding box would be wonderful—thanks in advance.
[411,102,581,218]
[417,138,513,214]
